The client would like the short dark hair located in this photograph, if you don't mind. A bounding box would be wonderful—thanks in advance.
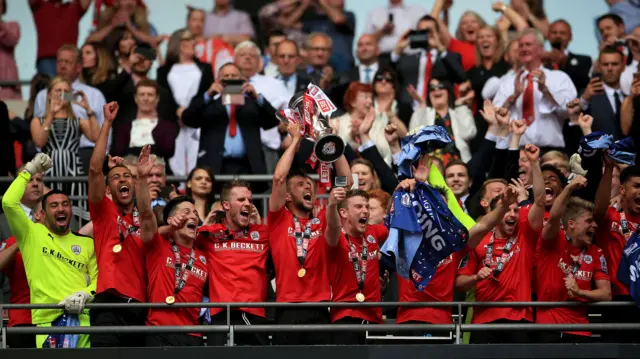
[599,45,624,61]
[105,164,132,184]
[541,164,567,188]
[163,196,195,225]
[275,39,299,56]
[550,19,572,32]
[135,78,160,96]
[480,178,508,200]
[445,159,469,173]
[417,14,439,32]
[338,189,369,210]
[268,29,286,41]
[620,165,640,184]
[221,180,252,202]
[41,189,69,208]
[597,13,624,27]
[286,168,314,187]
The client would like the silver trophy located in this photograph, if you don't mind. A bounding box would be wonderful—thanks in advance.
[277,91,345,163]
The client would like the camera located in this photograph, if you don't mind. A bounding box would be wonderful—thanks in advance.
[408,29,430,49]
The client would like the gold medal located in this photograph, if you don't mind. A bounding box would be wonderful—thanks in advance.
[112,244,122,253]
[165,295,175,304]
[355,293,365,302]
[297,268,306,278]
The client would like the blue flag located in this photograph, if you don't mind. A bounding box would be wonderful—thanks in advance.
[577,131,613,158]
[608,137,636,165]
[381,181,469,290]
[41,314,80,348]
[618,228,640,308]
[397,125,452,178]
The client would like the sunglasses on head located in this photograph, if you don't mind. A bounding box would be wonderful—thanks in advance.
[374,73,394,83]
[429,83,446,91]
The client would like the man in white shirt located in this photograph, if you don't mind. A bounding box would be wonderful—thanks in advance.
[234,41,289,174]
[33,45,107,174]
[264,30,287,78]
[493,28,577,150]
[273,40,313,99]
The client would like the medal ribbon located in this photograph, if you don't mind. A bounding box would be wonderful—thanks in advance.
[345,233,368,293]
[170,240,196,295]
[117,207,140,244]
[293,216,313,267]
[484,232,517,278]
[225,228,249,240]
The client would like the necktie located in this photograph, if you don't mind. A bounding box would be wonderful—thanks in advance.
[229,105,237,137]
[281,75,291,89]
[522,73,535,126]
[614,91,622,115]
[363,67,372,84]
[422,52,433,99]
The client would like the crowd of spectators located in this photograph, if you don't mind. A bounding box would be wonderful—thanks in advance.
[0,0,639,349]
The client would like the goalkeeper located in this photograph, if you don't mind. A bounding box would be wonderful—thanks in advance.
[2,153,97,348]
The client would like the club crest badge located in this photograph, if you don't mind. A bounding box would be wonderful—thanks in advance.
[250,231,260,241]
[584,255,592,264]
[366,235,376,244]
[71,245,81,255]
[199,255,206,265]
[401,193,411,207]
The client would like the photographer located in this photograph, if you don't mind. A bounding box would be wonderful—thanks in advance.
[181,63,279,179]
[391,14,466,110]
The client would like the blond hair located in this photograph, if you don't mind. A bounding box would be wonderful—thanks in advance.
[474,25,505,67]
[45,77,76,121]
[561,197,594,229]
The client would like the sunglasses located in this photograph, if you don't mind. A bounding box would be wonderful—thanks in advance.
[428,83,446,91]
[374,74,394,83]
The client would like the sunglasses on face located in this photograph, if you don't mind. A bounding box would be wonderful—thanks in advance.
[374,74,394,83]
[429,83,446,91]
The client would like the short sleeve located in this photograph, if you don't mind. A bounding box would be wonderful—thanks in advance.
[457,248,479,276]
[518,205,542,248]
[89,195,114,224]
[594,247,610,281]
[144,231,163,254]
[267,206,287,225]
[373,223,389,246]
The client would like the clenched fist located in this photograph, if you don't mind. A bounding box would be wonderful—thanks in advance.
[24,153,53,175]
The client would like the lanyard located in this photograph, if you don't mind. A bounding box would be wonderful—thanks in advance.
[293,216,313,268]
[345,232,368,292]
[170,239,196,295]
[484,232,517,278]
[619,209,637,241]
[225,226,249,240]
[117,207,140,243]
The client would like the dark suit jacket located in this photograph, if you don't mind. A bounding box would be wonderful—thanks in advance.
[156,59,215,107]
[393,51,466,106]
[181,94,279,175]
[585,93,622,140]
[544,52,592,93]
[112,118,177,160]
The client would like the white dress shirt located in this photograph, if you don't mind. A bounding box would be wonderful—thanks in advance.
[278,73,298,100]
[493,66,577,148]
[391,49,447,109]
[250,74,289,151]
[620,59,637,96]
[359,63,379,84]
[364,3,428,54]
[34,79,107,149]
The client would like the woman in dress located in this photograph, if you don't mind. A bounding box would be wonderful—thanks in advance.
[185,166,216,224]
[30,77,100,221]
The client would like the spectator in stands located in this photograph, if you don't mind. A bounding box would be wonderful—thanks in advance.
[181,63,279,180]
[481,38,521,102]
[363,0,428,63]
[367,189,390,225]
[408,77,476,164]
[0,171,43,241]
[0,0,20,100]
[391,15,466,109]
[185,166,216,224]
[258,1,307,51]
[543,20,592,93]
[596,13,627,57]
[198,180,270,346]
[304,33,335,89]
[620,26,640,95]
[112,79,177,160]
[112,30,136,72]
[274,39,313,99]
[31,77,100,221]
[204,0,255,47]
[34,44,107,175]
[510,0,550,35]
[445,160,473,213]
[167,7,234,77]
[262,30,287,78]
[29,0,91,77]
[580,47,626,140]
[372,68,411,131]
[351,158,381,192]
[87,0,159,57]
[597,0,640,42]
[493,28,577,151]
[147,156,170,209]
[540,150,570,177]
[79,43,117,99]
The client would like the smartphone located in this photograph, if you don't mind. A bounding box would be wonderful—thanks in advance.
[408,29,430,49]
[222,79,246,106]
[213,210,226,224]
[159,185,173,199]
[388,13,394,24]
[335,176,348,188]
[135,44,157,61]
[221,79,245,87]
[61,92,74,102]
[591,72,602,80]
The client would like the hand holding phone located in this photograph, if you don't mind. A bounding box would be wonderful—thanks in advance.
[334,176,348,188]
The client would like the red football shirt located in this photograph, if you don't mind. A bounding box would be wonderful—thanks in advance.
[145,233,208,335]
[89,196,146,302]
[0,237,31,327]
[448,38,476,71]
[396,248,469,324]
[535,229,609,336]
[457,205,540,324]
[328,224,389,324]
[30,0,86,59]
[197,223,270,317]
[268,207,331,302]
[595,207,639,297]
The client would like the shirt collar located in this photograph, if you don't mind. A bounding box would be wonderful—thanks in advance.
[20,203,32,219]
[604,83,622,97]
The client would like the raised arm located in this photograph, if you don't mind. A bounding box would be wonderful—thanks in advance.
[135,146,158,243]
[430,0,453,48]
[542,176,586,241]
[594,158,614,224]
[270,122,303,212]
[525,144,545,231]
[0,241,18,272]
[468,186,518,248]
[88,102,119,204]
[325,187,346,247]
[76,91,101,142]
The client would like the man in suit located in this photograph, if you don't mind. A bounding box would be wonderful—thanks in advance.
[390,14,466,108]
[274,39,314,99]
[543,19,592,93]
[181,63,279,184]
[444,160,473,215]
[580,46,626,140]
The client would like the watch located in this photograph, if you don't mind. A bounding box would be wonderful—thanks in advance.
[43,125,50,132]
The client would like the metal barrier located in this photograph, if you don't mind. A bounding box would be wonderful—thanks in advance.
[1,301,638,348]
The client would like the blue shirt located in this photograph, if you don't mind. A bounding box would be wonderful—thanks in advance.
[303,11,356,73]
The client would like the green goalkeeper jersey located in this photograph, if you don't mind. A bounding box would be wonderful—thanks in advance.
[1,171,97,324]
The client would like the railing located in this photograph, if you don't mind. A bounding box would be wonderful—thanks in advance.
[1,301,638,348]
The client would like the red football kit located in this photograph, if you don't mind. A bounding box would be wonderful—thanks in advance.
[89,196,146,302]
[197,223,270,317]
[457,205,540,324]
[595,207,639,297]
[268,207,331,302]
[328,223,388,324]
[535,229,609,336]
[0,237,31,326]
[145,233,208,335]
[396,248,469,324]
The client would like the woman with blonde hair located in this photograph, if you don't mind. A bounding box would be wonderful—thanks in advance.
[30,77,100,221]
[80,42,116,98]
